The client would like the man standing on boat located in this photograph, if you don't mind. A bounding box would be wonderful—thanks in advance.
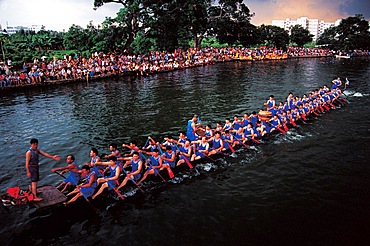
[331,77,342,89]
[186,114,202,141]
[25,138,60,201]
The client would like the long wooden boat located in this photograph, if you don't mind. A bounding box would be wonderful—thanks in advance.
[1,92,348,209]
[116,95,348,195]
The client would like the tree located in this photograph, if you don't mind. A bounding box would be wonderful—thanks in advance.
[336,14,370,50]
[290,25,313,47]
[258,25,289,49]
[64,24,91,51]
[207,0,255,46]
[93,0,256,51]
[0,31,8,61]
[316,26,338,49]
[317,14,370,50]
[94,0,148,52]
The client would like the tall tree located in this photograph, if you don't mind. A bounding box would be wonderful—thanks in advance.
[258,25,289,49]
[317,14,370,50]
[93,0,256,51]
[316,26,338,49]
[0,31,9,61]
[336,14,370,50]
[64,24,91,51]
[290,25,313,47]
[94,0,148,52]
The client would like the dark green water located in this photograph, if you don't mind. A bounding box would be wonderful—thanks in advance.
[0,57,369,245]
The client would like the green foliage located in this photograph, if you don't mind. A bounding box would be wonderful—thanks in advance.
[316,26,338,48]
[258,25,290,49]
[290,25,313,47]
[199,37,228,48]
[317,14,370,50]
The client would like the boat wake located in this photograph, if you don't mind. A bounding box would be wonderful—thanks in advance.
[343,90,368,97]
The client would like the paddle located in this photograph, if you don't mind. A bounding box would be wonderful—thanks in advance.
[290,119,297,127]
[107,181,125,200]
[226,142,235,153]
[283,123,289,131]
[140,153,166,183]
[54,171,67,179]
[143,138,149,149]
[165,166,175,179]
[232,136,250,149]
[276,126,286,133]
[155,170,167,182]
[204,153,217,162]
[250,137,261,144]
[120,167,145,193]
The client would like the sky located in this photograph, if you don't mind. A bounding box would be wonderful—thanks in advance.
[0,0,369,31]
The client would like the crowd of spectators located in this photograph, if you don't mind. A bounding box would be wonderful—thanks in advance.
[0,46,369,88]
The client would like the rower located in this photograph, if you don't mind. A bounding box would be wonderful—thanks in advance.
[264,95,276,111]
[331,77,342,89]
[51,154,80,193]
[233,127,246,147]
[91,156,121,199]
[116,152,143,190]
[161,136,177,152]
[176,139,192,166]
[256,121,268,137]
[105,143,121,159]
[242,113,250,127]
[120,140,140,167]
[249,111,258,127]
[269,114,283,132]
[161,146,176,168]
[64,165,96,205]
[176,131,187,146]
[208,131,224,156]
[191,136,209,161]
[222,118,232,132]
[222,130,234,151]
[137,149,162,185]
[205,125,214,138]
[215,122,223,132]
[142,137,159,152]
[244,123,257,140]
[86,148,103,177]
[232,115,242,131]
[122,140,140,156]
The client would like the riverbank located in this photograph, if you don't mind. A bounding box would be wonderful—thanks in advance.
[0,53,334,95]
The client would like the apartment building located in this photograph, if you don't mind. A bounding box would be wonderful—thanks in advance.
[272,17,342,41]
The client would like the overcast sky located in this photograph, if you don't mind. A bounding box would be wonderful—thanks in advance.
[0,0,369,31]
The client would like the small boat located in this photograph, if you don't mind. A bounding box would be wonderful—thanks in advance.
[335,54,350,59]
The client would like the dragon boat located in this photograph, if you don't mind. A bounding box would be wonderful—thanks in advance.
[1,91,348,210]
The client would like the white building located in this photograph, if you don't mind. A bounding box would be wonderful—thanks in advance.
[272,17,342,41]
[5,25,43,35]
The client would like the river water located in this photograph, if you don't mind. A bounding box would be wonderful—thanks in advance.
[0,57,369,245]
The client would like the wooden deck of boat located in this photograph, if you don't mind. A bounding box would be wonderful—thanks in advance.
[32,185,67,209]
